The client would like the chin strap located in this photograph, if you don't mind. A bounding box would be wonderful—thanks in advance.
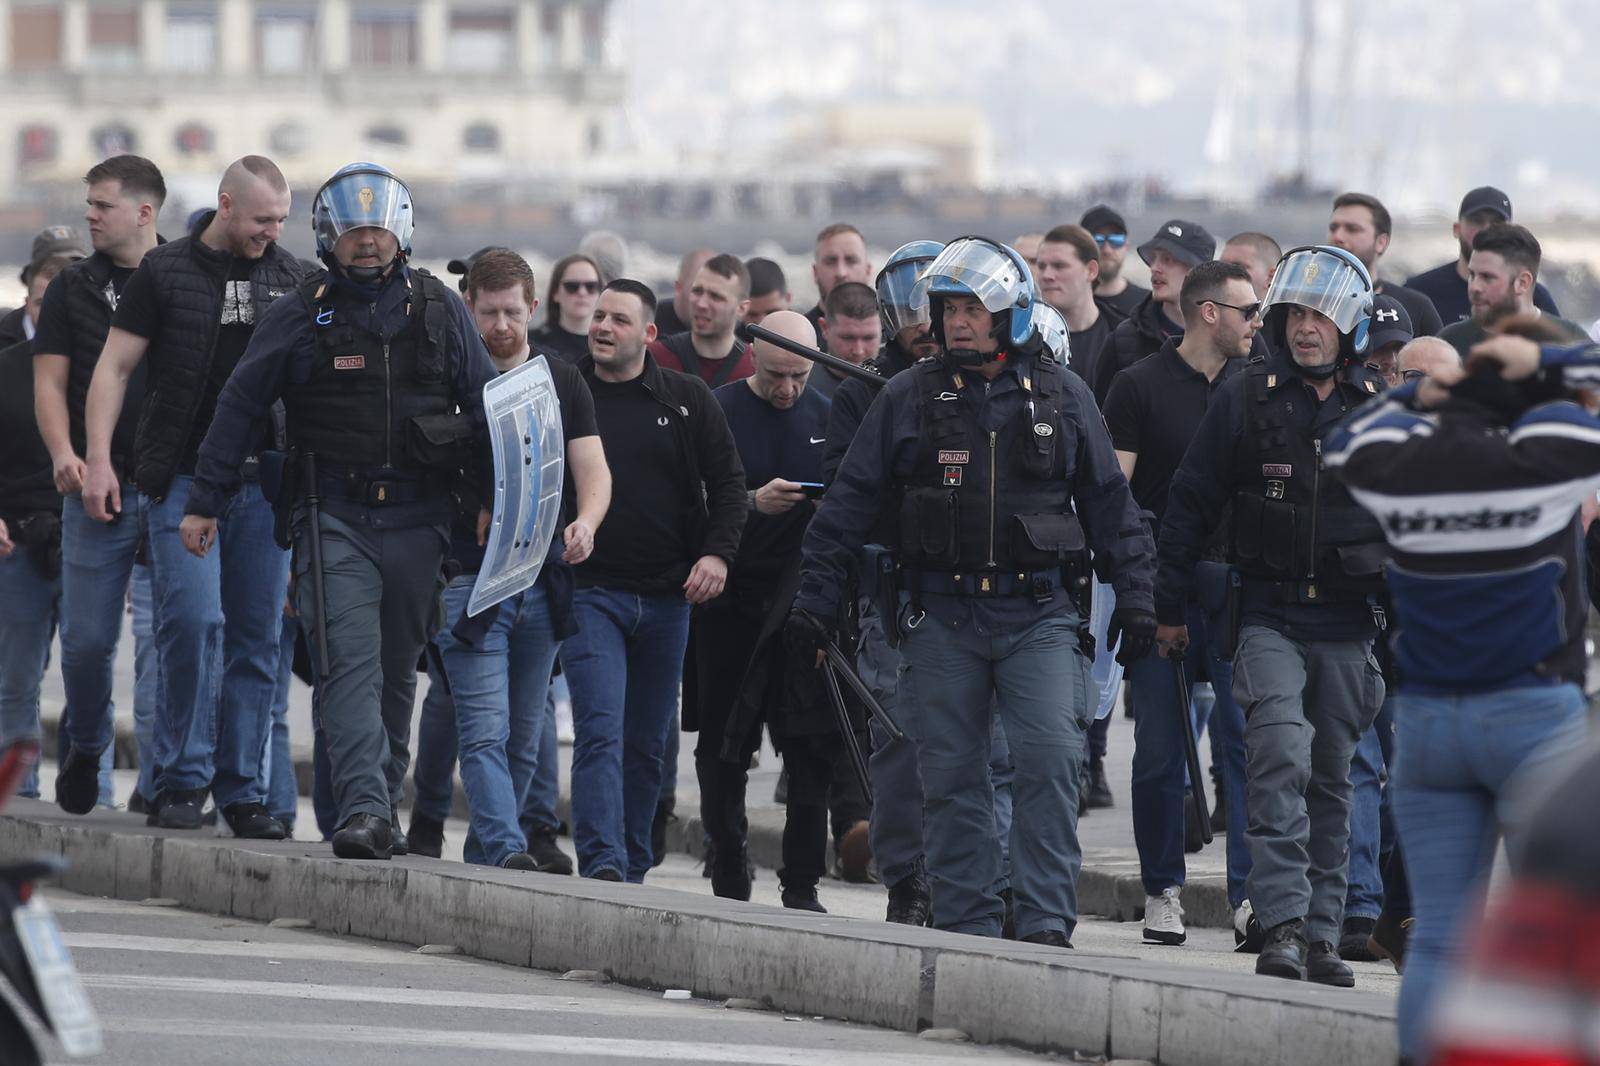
[1296,357,1341,381]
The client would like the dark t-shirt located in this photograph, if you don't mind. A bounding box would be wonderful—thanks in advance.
[1437,313,1586,361]
[578,372,693,592]
[450,354,598,576]
[1096,281,1149,324]
[1102,340,1241,529]
[1067,312,1112,385]
[34,262,141,463]
[1404,261,1561,326]
[114,255,264,467]
[714,380,830,587]
[529,323,590,364]
[0,339,57,520]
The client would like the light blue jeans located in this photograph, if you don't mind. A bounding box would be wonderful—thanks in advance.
[0,550,59,798]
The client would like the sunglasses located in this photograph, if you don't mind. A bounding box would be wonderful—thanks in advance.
[561,279,600,294]
[1092,233,1128,248]
[1204,299,1263,320]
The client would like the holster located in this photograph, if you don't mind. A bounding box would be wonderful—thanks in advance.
[1197,562,1243,661]
[860,544,901,649]
[260,449,301,551]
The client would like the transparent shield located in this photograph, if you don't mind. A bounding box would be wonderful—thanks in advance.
[1262,247,1372,335]
[467,356,565,617]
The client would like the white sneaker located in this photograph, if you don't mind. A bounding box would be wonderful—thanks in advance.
[1233,899,1265,953]
[1143,886,1187,945]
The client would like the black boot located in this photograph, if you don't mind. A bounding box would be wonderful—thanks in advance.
[332,813,393,860]
[1309,939,1356,986]
[1339,916,1378,962]
[407,813,444,858]
[222,803,288,840]
[1256,918,1308,980]
[1086,756,1113,809]
[54,745,103,816]
[527,829,574,875]
[884,867,931,926]
[781,883,827,913]
[1020,929,1073,949]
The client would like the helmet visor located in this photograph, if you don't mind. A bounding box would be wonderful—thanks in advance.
[877,256,935,337]
[908,240,1028,315]
[315,170,413,251]
[1031,303,1070,362]
[1262,248,1372,335]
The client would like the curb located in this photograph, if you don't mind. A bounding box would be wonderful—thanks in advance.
[42,714,1237,929]
[2,803,1396,1066]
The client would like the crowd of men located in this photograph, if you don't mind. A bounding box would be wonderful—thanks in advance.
[0,152,1594,1066]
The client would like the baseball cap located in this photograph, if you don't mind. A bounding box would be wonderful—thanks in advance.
[22,225,88,283]
[447,245,512,292]
[1458,186,1512,222]
[1079,204,1127,234]
[1137,220,1216,269]
[1368,294,1413,350]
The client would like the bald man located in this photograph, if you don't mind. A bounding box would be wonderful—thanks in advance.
[691,309,847,909]
[75,154,308,834]
[1397,336,1461,382]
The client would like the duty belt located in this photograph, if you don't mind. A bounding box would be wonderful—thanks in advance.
[318,471,447,507]
[1246,576,1369,606]
[908,568,1064,601]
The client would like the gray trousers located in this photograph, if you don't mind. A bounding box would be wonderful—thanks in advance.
[295,511,446,826]
[1231,624,1384,943]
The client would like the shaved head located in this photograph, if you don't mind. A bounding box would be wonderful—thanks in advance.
[1397,336,1460,380]
[211,154,290,259]
[220,155,288,198]
[748,309,817,409]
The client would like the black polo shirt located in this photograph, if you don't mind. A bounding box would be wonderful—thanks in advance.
[1102,338,1241,529]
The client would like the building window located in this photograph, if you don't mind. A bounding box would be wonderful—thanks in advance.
[258,7,318,74]
[165,3,218,73]
[365,124,408,148]
[539,0,561,66]
[17,124,58,167]
[269,121,308,156]
[174,122,214,155]
[463,123,500,153]
[91,122,138,156]
[87,5,141,70]
[9,5,62,71]
[446,8,513,71]
[581,5,604,65]
[351,7,417,69]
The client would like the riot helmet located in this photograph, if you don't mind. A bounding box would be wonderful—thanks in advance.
[908,236,1037,366]
[1261,245,1374,377]
[875,240,944,341]
[1030,302,1070,364]
[312,162,415,281]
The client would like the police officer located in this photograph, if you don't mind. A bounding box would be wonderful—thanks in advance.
[1155,245,1388,985]
[185,163,498,859]
[791,237,1157,946]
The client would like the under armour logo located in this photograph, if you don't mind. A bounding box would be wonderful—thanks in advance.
[1375,308,1400,323]
[1167,225,1183,236]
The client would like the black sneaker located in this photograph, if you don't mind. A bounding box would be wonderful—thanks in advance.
[1256,918,1308,981]
[54,745,103,816]
[127,790,149,815]
[1338,916,1378,962]
[527,830,575,875]
[1308,940,1356,987]
[1020,929,1073,949]
[885,869,931,926]
[331,814,392,859]
[407,813,445,859]
[710,847,754,901]
[1086,757,1114,809]
[781,886,827,913]
[500,852,538,871]
[590,867,623,882]
[222,802,287,840]
[155,789,207,830]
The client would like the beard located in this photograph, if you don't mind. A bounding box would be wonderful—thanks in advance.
[486,331,525,362]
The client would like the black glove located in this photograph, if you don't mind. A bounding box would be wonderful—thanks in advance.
[1107,606,1157,666]
[784,607,835,665]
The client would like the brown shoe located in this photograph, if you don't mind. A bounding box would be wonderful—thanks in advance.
[1368,914,1414,973]
[835,820,874,883]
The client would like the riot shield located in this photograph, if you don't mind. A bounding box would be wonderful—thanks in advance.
[466,355,565,617]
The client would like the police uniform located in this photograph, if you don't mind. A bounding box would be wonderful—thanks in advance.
[1157,327,1388,974]
[187,248,495,850]
[798,327,1154,941]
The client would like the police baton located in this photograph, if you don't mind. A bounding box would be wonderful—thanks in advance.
[818,652,874,806]
[735,322,887,387]
[1168,647,1214,846]
[822,641,905,741]
[301,452,332,681]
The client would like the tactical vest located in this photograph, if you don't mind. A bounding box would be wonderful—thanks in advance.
[1231,358,1388,597]
[896,354,1084,577]
[284,270,463,476]
[133,237,304,498]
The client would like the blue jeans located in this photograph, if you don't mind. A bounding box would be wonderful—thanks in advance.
[1391,683,1588,1063]
[899,606,1092,940]
[563,588,690,882]
[524,677,561,837]
[59,488,147,763]
[432,578,560,867]
[146,476,287,807]
[0,550,61,798]
[130,564,159,804]
[261,612,300,826]
[1345,712,1388,920]
[1126,600,1250,906]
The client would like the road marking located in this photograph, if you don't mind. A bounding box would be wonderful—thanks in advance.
[95,1017,1030,1063]
[62,932,442,966]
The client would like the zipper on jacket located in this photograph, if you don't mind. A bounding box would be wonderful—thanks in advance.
[1308,437,1322,581]
[383,338,393,467]
[987,430,998,567]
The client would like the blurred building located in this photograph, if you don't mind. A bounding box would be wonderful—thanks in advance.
[0,0,625,190]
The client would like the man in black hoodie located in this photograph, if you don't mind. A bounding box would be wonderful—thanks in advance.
[1090,220,1216,408]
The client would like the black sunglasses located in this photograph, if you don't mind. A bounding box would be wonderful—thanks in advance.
[561,279,600,294]
[1092,233,1128,248]
[1204,299,1263,320]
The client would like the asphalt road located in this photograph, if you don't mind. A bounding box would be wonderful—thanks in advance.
[22,888,1071,1066]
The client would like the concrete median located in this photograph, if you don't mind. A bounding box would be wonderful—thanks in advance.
[1,801,1397,1065]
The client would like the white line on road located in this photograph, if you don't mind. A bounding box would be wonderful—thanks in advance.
[63,932,444,966]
